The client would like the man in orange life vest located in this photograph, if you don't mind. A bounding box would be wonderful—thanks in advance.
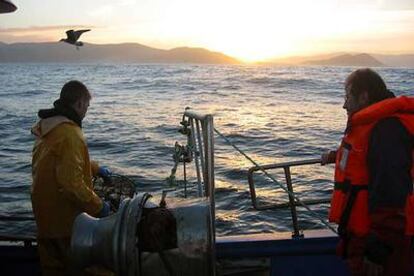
[322,68,414,275]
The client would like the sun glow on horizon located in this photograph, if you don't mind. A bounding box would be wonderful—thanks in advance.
[1,0,414,62]
[140,0,414,62]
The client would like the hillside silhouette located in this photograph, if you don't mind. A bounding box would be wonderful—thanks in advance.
[0,42,239,64]
[267,52,414,67]
[304,53,383,66]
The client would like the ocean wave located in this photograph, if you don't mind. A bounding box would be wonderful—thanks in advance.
[246,76,274,84]
[221,85,241,90]
[0,89,48,97]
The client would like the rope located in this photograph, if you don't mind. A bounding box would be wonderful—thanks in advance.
[165,126,193,192]
[213,127,337,234]
[165,142,183,187]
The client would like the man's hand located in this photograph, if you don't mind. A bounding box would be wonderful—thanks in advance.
[321,150,337,165]
[97,201,111,217]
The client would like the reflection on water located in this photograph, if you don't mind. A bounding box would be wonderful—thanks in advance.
[0,64,413,236]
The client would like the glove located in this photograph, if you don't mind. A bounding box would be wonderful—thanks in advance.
[97,201,111,218]
[98,166,112,178]
[321,150,337,165]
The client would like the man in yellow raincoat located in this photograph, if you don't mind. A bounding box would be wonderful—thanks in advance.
[31,80,111,275]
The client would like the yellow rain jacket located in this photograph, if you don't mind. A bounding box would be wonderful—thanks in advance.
[31,115,103,238]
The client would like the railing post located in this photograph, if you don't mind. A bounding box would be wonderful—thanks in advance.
[186,110,216,275]
[247,167,258,209]
[204,114,216,276]
[189,118,203,197]
[283,166,302,238]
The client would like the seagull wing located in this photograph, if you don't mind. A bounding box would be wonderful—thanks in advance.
[65,30,75,41]
[0,0,17,14]
[73,29,91,41]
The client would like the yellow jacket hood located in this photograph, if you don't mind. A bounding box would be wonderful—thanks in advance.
[31,116,74,138]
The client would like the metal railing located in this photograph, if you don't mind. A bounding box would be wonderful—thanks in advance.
[248,158,331,237]
[181,108,216,274]
[182,109,215,203]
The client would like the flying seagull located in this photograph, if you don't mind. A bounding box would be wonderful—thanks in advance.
[0,0,17,13]
[60,29,90,50]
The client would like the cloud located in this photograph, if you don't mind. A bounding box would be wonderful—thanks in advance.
[88,5,114,18]
[379,0,414,11]
[0,25,101,43]
[339,0,414,10]
[119,0,136,6]
[0,25,98,34]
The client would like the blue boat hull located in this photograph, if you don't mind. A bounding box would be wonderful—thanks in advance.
[2,230,413,275]
[216,231,348,275]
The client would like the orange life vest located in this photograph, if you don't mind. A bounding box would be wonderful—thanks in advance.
[329,96,414,236]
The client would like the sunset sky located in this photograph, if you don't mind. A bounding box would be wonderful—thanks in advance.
[1,0,414,62]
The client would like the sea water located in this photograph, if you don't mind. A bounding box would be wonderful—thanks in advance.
[1,63,413,237]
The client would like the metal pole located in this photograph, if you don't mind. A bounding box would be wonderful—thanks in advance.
[203,115,216,276]
[203,115,215,213]
[196,119,205,196]
[190,118,203,197]
[183,161,187,198]
[247,167,259,209]
[283,166,302,238]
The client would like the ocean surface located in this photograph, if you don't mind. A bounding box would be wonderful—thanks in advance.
[0,64,413,237]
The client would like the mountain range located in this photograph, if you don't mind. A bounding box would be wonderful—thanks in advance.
[1,41,414,67]
[0,42,239,64]
[303,53,383,66]
[268,52,414,67]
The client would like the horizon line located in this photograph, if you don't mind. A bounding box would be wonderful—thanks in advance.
[1,40,414,63]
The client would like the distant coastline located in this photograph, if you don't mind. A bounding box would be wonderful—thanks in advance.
[264,52,414,68]
[0,42,240,64]
[303,53,383,67]
[1,41,414,67]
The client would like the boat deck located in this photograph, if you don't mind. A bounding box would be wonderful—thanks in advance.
[1,230,350,275]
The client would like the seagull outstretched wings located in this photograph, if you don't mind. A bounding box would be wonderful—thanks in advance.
[60,29,91,49]
[66,29,90,43]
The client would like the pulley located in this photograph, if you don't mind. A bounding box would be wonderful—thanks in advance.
[71,193,215,275]
[71,193,151,275]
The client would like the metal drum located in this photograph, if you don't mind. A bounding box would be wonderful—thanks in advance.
[71,194,214,275]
